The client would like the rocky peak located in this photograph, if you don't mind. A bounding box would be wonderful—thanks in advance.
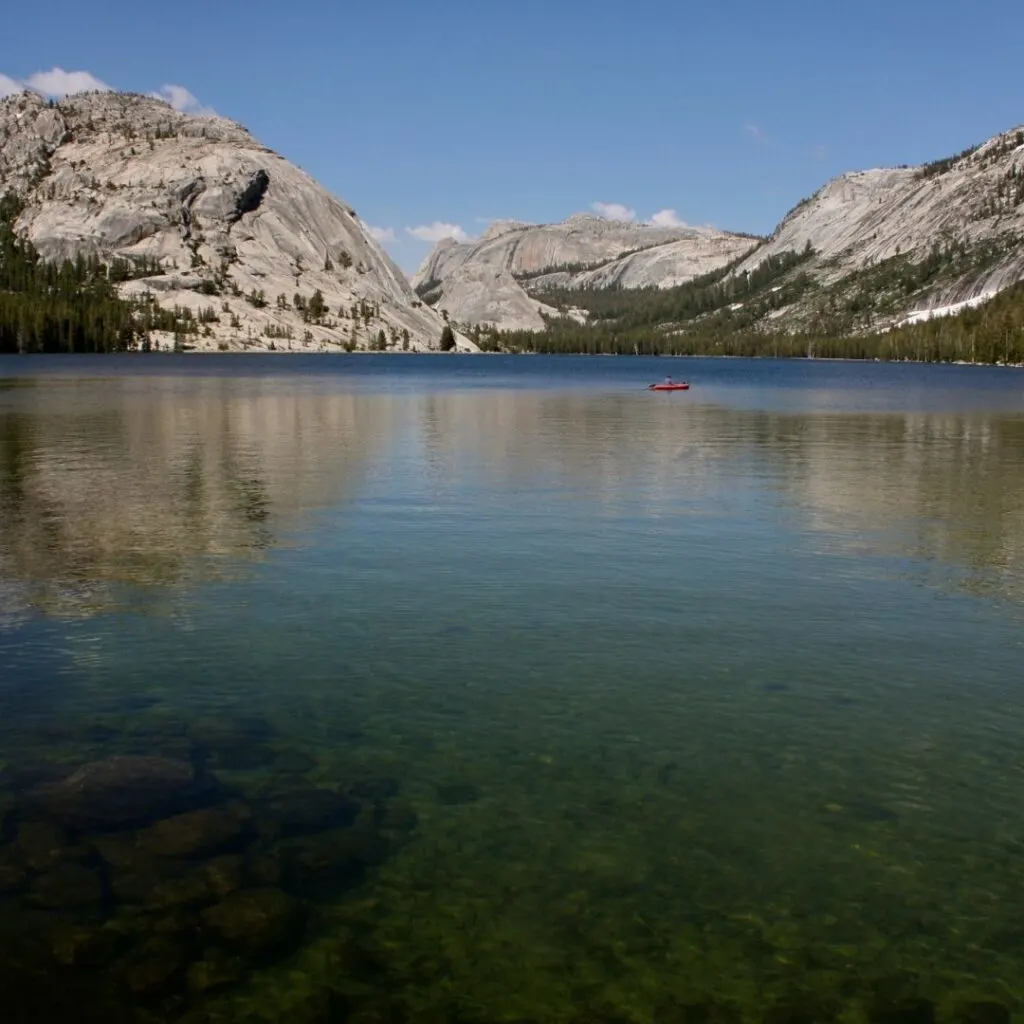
[412,212,757,331]
[479,219,531,242]
[0,91,471,352]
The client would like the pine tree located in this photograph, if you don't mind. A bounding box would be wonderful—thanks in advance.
[308,289,327,322]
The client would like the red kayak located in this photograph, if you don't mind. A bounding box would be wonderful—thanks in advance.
[648,382,690,391]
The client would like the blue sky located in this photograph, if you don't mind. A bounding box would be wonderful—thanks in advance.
[3,0,1024,274]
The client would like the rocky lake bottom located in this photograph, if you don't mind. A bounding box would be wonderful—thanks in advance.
[2,355,1024,1023]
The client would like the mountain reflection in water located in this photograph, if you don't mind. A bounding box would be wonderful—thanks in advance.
[0,357,1023,1024]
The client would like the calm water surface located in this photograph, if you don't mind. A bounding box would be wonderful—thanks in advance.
[1,355,1024,1023]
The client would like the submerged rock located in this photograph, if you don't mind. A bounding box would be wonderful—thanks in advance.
[276,828,373,896]
[244,842,285,887]
[956,1004,1011,1024]
[186,947,248,994]
[348,776,400,802]
[435,782,480,805]
[0,849,28,893]
[110,858,188,906]
[47,920,123,968]
[200,887,306,957]
[14,821,68,872]
[135,802,253,858]
[0,758,70,794]
[116,935,193,998]
[679,1003,741,1024]
[136,855,244,911]
[27,861,104,910]
[259,787,360,837]
[275,749,318,775]
[869,999,936,1024]
[289,986,352,1024]
[188,715,277,770]
[377,799,419,834]
[23,756,213,831]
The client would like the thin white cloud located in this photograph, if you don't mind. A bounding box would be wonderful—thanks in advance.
[151,84,215,116]
[744,122,769,144]
[592,201,637,222]
[649,209,691,228]
[0,73,24,98]
[406,221,471,243]
[366,224,396,243]
[24,67,110,97]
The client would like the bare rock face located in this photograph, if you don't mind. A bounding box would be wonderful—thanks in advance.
[431,264,564,332]
[0,91,473,352]
[413,214,756,331]
[414,125,1024,334]
[733,125,1024,328]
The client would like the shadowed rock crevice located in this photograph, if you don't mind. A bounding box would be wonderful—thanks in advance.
[229,168,269,223]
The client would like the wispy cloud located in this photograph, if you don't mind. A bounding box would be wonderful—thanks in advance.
[406,221,471,243]
[649,208,690,228]
[366,224,396,243]
[591,201,637,222]
[810,144,829,162]
[23,67,111,97]
[151,84,215,116]
[743,122,769,145]
[0,73,24,98]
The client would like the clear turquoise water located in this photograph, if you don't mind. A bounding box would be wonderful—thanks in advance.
[1,355,1024,1023]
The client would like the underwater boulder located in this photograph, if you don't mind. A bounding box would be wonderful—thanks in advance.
[275,749,318,775]
[348,776,400,802]
[188,715,277,770]
[257,787,360,837]
[200,887,306,958]
[22,756,215,831]
[0,848,29,894]
[185,947,248,995]
[14,820,69,872]
[115,935,193,999]
[27,861,104,910]
[955,1004,1011,1024]
[47,920,124,968]
[134,802,254,859]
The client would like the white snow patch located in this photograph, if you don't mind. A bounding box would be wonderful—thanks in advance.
[896,290,998,327]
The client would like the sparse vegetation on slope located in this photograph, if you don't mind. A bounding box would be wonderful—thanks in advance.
[0,195,194,353]
[800,234,1024,336]
[477,242,1024,364]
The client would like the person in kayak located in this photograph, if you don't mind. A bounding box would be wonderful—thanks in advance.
[664,375,674,385]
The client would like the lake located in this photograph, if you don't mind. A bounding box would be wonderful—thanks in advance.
[1,354,1023,1024]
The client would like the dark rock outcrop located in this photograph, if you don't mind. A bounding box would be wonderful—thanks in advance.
[230,168,270,223]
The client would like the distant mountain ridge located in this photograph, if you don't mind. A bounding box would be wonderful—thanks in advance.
[415,124,1024,337]
[412,215,758,331]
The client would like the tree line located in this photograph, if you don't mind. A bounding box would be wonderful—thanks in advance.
[479,279,1024,364]
[0,195,192,353]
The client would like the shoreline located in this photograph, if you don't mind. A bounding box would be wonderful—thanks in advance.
[3,351,1021,369]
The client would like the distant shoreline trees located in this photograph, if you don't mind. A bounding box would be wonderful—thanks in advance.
[2,190,1021,362]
